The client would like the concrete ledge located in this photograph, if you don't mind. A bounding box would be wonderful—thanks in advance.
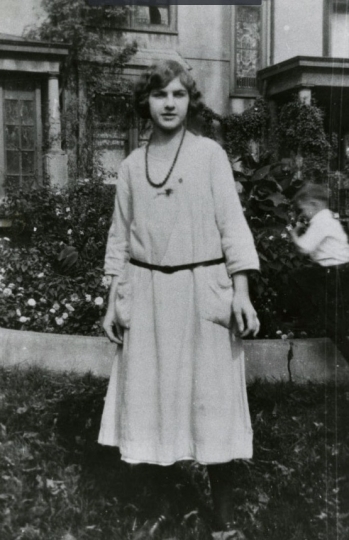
[1,327,349,383]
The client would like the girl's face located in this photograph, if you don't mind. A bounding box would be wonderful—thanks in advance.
[148,76,190,132]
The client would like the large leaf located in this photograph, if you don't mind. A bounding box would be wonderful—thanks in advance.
[267,192,288,207]
[251,165,271,182]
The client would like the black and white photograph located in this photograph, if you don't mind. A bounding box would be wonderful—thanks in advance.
[0,1,348,539]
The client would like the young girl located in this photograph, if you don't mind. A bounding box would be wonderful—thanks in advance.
[99,60,260,539]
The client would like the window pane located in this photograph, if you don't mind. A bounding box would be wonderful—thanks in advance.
[6,151,20,174]
[236,49,259,79]
[5,176,20,189]
[5,100,19,124]
[21,101,35,125]
[22,152,35,174]
[134,6,169,26]
[236,6,261,88]
[21,127,35,150]
[5,126,20,149]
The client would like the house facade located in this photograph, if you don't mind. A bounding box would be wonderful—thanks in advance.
[0,0,349,190]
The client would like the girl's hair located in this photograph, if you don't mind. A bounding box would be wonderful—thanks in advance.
[134,60,203,120]
[293,183,330,206]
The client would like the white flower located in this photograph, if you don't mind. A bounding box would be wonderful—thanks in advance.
[281,334,288,340]
[50,309,56,314]
[286,225,293,231]
[66,207,70,212]
[102,276,112,288]
[281,233,287,239]
[55,317,64,326]
[268,236,274,241]
[3,288,12,297]
[19,316,29,323]
[85,294,91,302]
[53,303,60,310]
[8,283,15,289]
[3,237,10,241]
[37,273,44,278]
[66,303,75,312]
[27,299,36,307]
[40,298,47,304]
[67,229,72,235]
[70,293,79,302]
[94,297,104,306]
[62,312,68,319]
[33,227,37,232]
[16,308,21,316]
[84,178,90,183]
[276,330,282,335]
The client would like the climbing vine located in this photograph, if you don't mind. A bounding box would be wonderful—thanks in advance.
[25,0,137,179]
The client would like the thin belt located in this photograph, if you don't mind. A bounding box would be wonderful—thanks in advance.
[129,257,225,274]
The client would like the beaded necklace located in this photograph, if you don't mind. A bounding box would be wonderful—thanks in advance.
[145,129,186,189]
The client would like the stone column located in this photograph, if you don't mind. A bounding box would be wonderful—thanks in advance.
[298,87,312,105]
[44,73,68,186]
[47,75,62,151]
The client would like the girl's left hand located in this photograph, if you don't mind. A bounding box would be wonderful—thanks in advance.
[232,292,260,338]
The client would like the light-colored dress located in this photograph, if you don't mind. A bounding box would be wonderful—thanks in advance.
[98,131,260,465]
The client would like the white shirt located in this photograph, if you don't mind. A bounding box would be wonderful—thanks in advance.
[292,208,349,266]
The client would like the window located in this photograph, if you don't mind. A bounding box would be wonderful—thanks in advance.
[86,1,177,34]
[235,6,261,91]
[324,0,349,56]
[231,1,270,96]
[331,0,349,57]
[0,80,42,195]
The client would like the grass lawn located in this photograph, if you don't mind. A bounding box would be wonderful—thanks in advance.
[0,365,348,540]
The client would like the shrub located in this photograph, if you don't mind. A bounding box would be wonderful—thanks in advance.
[0,176,115,335]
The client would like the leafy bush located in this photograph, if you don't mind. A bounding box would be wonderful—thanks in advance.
[0,176,115,335]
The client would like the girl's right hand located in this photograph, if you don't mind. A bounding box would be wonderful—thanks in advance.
[103,308,124,345]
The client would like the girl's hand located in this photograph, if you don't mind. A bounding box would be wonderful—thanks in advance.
[232,292,260,338]
[103,308,124,345]
[230,271,260,338]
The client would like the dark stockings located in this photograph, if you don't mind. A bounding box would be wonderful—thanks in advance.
[207,462,236,530]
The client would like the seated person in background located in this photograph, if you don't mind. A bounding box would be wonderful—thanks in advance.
[289,183,349,363]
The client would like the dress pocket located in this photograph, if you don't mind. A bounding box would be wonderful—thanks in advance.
[202,265,233,329]
[115,264,134,329]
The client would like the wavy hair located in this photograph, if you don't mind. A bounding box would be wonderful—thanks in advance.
[134,60,203,120]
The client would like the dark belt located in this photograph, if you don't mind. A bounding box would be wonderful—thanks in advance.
[129,257,225,274]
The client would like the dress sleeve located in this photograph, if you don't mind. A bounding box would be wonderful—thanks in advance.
[104,161,132,276]
[210,143,260,276]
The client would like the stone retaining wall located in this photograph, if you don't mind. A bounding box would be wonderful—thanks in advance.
[1,327,349,383]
